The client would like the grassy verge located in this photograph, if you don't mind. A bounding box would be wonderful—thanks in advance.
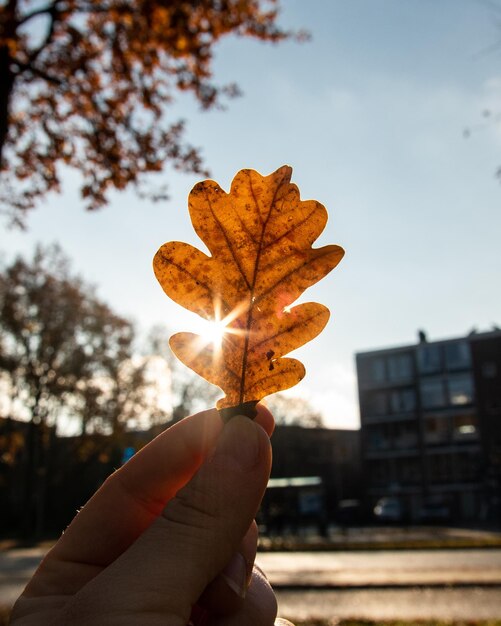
[294,622,501,626]
[3,605,500,626]
[259,537,501,552]
[4,530,501,554]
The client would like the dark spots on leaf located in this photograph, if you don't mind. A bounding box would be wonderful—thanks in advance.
[266,349,275,360]
[269,362,274,371]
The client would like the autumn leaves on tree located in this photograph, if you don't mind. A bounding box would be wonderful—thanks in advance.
[0,0,303,227]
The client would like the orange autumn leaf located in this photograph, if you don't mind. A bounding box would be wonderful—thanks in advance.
[153,165,344,418]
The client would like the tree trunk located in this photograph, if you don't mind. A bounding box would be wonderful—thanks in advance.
[21,390,43,538]
[0,45,15,170]
[0,0,18,169]
[21,418,39,537]
[35,423,56,538]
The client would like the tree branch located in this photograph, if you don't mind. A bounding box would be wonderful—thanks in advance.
[17,1,59,26]
[13,60,63,85]
[0,45,15,169]
[25,1,61,66]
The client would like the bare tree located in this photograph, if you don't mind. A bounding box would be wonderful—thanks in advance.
[265,393,324,427]
[146,324,219,422]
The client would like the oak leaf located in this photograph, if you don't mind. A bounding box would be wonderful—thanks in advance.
[153,165,344,419]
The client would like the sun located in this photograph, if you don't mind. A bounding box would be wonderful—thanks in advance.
[184,311,229,352]
[181,299,247,354]
[200,318,227,348]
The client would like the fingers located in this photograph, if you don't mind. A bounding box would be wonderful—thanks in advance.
[203,566,278,626]
[254,404,275,437]
[197,521,258,616]
[62,416,272,625]
[25,404,274,598]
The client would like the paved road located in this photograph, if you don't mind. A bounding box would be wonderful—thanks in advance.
[2,547,501,619]
[257,548,501,587]
[0,547,45,607]
[259,549,501,620]
[275,588,501,621]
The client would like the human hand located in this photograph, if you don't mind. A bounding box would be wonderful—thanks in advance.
[11,406,294,625]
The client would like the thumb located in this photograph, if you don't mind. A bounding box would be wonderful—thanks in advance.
[66,416,272,625]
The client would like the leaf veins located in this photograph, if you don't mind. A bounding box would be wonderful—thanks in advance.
[153,165,344,418]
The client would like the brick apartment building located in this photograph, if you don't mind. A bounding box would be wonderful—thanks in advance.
[356,328,501,524]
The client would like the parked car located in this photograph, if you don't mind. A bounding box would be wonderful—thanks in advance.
[373,497,403,523]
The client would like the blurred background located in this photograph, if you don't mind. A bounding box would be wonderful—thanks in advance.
[1,1,501,624]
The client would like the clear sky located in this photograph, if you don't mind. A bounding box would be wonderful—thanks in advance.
[2,0,501,429]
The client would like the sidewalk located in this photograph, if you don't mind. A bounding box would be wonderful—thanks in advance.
[0,545,48,607]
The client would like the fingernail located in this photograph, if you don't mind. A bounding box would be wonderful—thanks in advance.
[253,562,269,581]
[189,605,209,625]
[217,416,261,471]
[220,552,247,599]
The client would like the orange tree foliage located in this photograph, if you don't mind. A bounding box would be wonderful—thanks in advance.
[154,166,344,419]
[0,1,301,227]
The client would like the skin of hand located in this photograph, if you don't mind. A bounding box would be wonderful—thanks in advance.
[10,405,295,626]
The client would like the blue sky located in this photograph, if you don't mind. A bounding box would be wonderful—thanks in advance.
[3,0,501,428]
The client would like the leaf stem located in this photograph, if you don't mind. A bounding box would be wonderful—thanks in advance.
[218,401,258,422]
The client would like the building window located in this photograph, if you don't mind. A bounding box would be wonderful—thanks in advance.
[448,374,474,406]
[368,357,386,383]
[366,424,391,451]
[420,378,447,409]
[390,388,416,413]
[393,422,418,449]
[445,340,471,371]
[417,344,442,374]
[397,457,420,484]
[426,454,452,483]
[424,415,449,444]
[387,353,414,382]
[454,451,481,482]
[363,391,387,417]
[452,414,478,441]
[482,361,498,379]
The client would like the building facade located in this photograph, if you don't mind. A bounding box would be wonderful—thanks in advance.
[260,425,362,533]
[356,329,501,524]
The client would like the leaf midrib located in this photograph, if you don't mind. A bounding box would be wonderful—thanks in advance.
[239,170,288,404]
